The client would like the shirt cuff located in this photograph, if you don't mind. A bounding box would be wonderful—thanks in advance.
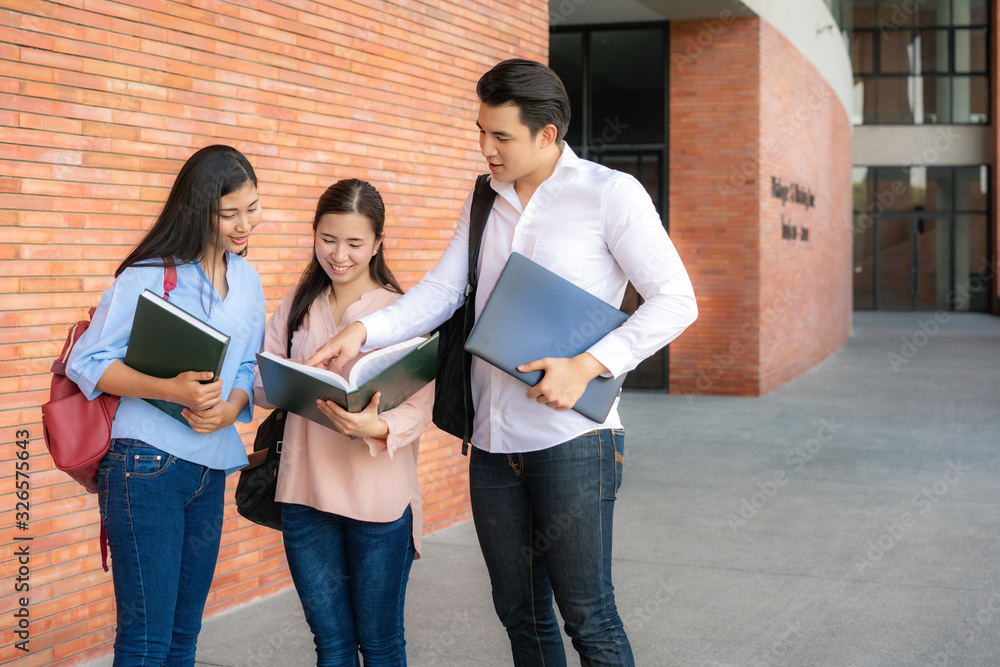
[232,374,256,423]
[74,358,116,401]
[234,394,254,424]
[362,412,404,459]
[358,311,392,353]
[587,335,634,380]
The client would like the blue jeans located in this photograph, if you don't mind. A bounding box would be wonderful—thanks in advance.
[281,502,415,667]
[470,429,634,667]
[97,438,226,667]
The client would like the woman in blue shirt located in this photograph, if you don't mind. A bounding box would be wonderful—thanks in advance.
[68,145,266,667]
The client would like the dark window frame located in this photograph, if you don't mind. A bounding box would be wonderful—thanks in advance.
[550,21,672,391]
[852,3,992,125]
[852,165,993,310]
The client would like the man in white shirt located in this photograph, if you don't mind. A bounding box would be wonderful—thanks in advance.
[308,59,697,666]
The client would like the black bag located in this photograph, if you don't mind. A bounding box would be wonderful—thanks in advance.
[235,336,292,531]
[433,174,497,454]
[234,408,287,530]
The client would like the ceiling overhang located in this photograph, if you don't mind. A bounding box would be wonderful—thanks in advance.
[550,0,757,27]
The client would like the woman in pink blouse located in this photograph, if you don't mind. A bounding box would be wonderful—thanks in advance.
[253,179,433,666]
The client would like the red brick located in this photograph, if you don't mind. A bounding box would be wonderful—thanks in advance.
[668,17,851,396]
[0,0,548,658]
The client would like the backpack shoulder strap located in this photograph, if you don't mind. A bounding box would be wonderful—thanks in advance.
[162,256,177,299]
[467,174,497,288]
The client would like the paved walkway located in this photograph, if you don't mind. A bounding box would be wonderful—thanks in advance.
[86,312,1000,666]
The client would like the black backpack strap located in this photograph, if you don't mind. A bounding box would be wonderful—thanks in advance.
[467,174,497,290]
[457,174,496,454]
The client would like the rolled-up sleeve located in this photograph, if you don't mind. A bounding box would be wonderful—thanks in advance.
[362,381,435,458]
[233,280,266,423]
[66,269,153,400]
[586,175,698,378]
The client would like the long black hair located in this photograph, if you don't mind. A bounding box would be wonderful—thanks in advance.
[286,179,403,344]
[116,144,258,277]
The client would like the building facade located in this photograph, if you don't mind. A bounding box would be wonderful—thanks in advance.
[850,0,996,315]
[548,0,856,396]
[1,0,995,664]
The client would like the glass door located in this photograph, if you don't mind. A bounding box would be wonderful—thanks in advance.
[914,217,951,309]
[877,216,913,309]
[876,214,953,310]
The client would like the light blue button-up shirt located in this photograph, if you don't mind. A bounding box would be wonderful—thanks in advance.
[67,255,265,473]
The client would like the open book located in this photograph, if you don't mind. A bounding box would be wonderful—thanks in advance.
[256,333,438,431]
[124,289,231,424]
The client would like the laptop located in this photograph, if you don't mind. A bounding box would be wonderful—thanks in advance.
[465,252,629,423]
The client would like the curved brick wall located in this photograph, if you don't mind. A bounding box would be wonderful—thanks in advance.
[668,16,852,397]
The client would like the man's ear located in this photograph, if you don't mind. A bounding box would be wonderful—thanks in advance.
[537,123,559,149]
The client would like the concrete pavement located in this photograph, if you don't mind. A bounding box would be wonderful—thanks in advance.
[85,311,1000,666]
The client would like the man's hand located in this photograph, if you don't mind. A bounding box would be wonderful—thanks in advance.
[305,321,367,374]
[519,352,610,410]
[316,392,390,440]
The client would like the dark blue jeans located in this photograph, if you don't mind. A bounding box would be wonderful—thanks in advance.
[470,429,634,667]
[98,438,226,667]
[281,502,415,667]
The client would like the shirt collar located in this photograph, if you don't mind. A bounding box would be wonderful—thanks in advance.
[488,143,584,203]
[337,286,397,329]
[554,142,585,173]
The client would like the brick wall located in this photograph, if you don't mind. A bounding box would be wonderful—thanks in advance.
[668,16,852,396]
[668,18,763,396]
[0,1,548,665]
[756,21,852,393]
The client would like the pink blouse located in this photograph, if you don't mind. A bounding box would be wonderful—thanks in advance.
[253,286,434,556]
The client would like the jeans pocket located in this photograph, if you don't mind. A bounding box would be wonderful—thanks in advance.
[124,443,175,478]
[600,429,626,501]
[612,429,626,496]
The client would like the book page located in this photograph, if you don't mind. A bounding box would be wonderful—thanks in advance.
[259,352,352,391]
[348,336,428,388]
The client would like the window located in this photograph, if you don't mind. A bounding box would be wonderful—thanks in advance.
[550,26,667,160]
[851,0,989,125]
[853,165,991,311]
[551,23,670,389]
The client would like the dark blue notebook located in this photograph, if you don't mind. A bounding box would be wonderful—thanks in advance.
[465,252,629,423]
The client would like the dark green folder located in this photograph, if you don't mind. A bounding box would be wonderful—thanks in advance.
[124,289,231,425]
[256,332,439,433]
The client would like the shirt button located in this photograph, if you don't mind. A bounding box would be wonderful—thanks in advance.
[493,409,498,416]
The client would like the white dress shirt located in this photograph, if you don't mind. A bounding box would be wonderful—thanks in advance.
[361,145,697,454]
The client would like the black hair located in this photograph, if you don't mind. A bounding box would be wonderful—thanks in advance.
[116,144,257,277]
[476,58,571,142]
[286,179,403,344]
